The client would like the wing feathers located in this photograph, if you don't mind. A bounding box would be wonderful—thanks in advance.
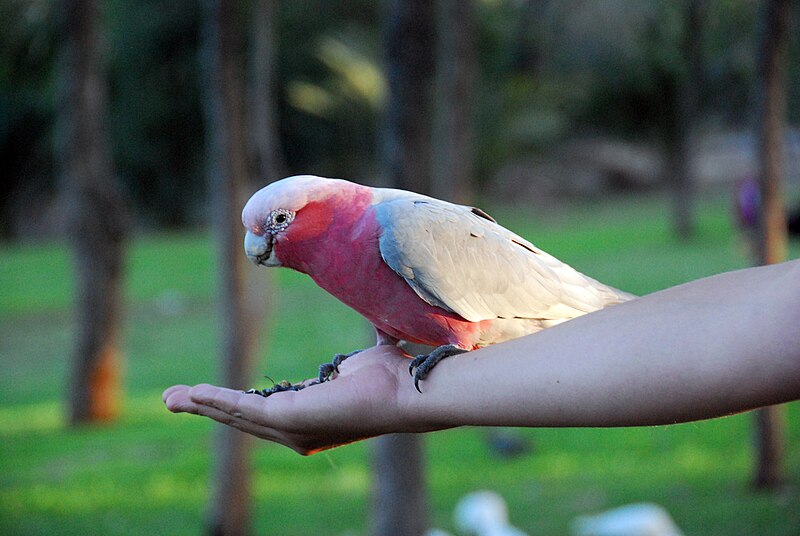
[375,194,629,323]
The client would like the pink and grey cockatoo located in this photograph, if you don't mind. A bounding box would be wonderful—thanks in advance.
[242,175,633,394]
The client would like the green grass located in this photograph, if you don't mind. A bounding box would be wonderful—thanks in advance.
[1,191,799,535]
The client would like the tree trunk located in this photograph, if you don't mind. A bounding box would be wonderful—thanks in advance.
[755,0,789,267]
[371,1,435,534]
[753,407,785,489]
[752,0,790,491]
[432,0,478,204]
[382,0,436,193]
[667,0,703,239]
[371,433,429,536]
[250,0,285,181]
[58,0,127,425]
[203,1,266,533]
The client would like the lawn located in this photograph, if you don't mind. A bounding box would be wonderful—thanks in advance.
[1,191,799,535]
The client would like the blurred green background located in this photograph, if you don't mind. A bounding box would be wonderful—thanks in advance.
[2,194,799,535]
[2,0,800,535]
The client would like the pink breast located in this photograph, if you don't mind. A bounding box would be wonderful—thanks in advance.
[285,205,484,349]
[338,261,482,349]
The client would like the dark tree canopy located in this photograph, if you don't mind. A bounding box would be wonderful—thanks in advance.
[2,0,800,238]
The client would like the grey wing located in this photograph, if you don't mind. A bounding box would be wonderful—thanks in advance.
[374,196,631,323]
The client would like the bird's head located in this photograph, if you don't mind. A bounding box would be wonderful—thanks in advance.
[241,175,367,268]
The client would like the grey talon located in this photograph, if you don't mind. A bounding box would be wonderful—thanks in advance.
[318,349,363,383]
[407,344,468,393]
[245,380,308,398]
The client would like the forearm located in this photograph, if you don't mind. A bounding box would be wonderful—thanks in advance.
[403,260,800,429]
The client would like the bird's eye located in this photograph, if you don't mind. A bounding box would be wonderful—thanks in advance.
[269,209,294,231]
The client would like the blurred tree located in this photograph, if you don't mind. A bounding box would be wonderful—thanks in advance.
[666,0,704,238]
[57,0,127,424]
[202,0,269,533]
[382,0,435,192]
[752,0,790,491]
[6,0,800,238]
[432,0,477,204]
[370,1,434,535]
[371,431,429,536]
[249,0,284,181]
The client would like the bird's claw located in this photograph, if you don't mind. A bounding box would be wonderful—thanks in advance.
[317,350,362,383]
[318,363,337,384]
[247,350,365,397]
[408,344,468,393]
[245,379,318,398]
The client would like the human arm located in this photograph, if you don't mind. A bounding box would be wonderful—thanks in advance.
[163,259,800,454]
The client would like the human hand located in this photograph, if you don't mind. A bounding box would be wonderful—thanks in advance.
[163,345,437,454]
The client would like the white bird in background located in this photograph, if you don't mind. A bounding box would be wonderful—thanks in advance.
[453,490,529,536]
[571,503,685,536]
[427,491,684,536]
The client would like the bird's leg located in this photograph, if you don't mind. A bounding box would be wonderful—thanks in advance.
[317,349,363,383]
[408,344,468,393]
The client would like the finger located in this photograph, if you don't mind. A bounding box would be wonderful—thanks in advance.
[163,384,189,404]
[189,397,304,450]
[163,385,201,414]
[189,383,329,433]
[188,384,266,416]
[164,384,316,452]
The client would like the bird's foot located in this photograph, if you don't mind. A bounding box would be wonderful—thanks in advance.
[408,344,468,393]
[317,350,362,383]
[245,379,318,398]
[245,349,364,397]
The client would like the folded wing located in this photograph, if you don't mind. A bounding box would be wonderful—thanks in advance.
[375,195,631,323]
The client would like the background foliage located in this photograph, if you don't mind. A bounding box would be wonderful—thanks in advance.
[2,0,799,236]
[2,195,799,535]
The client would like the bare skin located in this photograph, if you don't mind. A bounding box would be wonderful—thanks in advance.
[163,260,800,455]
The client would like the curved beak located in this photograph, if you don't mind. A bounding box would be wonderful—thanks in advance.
[244,231,280,267]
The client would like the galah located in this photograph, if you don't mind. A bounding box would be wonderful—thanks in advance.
[242,175,633,393]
